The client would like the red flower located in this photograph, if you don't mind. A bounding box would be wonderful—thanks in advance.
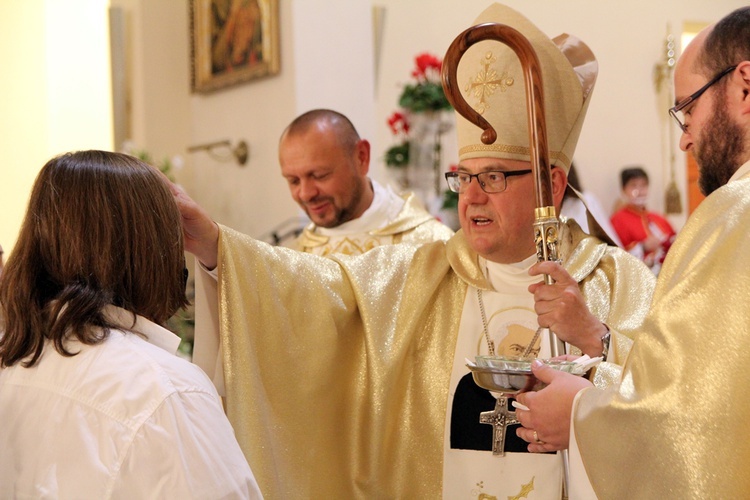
[387,111,410,136]
[411,52,442,80]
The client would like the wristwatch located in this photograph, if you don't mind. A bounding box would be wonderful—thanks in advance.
[600,326,611,362]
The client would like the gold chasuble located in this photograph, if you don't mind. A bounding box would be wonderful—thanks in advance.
[200,219,654,498]
[575,170,750,497]
[296,191,454,256]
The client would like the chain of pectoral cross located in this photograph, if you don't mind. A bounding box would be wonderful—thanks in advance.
[475,287,525,456]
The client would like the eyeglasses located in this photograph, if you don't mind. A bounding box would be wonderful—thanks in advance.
[444,169,533,194]
[669,65,737,133]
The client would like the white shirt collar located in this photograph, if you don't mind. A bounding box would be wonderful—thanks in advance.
[481,254,538,290]
[316,179,405,236]
[729,159,750,182]
[102,305,181,354]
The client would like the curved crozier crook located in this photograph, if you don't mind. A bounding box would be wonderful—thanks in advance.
[440,22,553,209]
[441,27,497,145]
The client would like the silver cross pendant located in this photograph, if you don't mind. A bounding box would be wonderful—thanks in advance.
[479,395,519,456]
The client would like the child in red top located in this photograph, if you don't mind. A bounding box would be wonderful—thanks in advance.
[611,167,676,274]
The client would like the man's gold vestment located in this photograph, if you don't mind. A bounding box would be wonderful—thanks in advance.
[575,171,750,497]
[195,221,654,497]
[295,191,454,255]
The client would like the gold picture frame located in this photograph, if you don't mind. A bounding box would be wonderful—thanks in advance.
[191,0,280,93]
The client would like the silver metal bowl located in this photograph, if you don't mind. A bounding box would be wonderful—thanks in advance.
[467,358,579,395]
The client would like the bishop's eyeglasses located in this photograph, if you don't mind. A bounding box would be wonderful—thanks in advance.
[444,169,533,194]
[668,65,736,133]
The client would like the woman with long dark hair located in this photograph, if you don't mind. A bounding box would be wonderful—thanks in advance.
[0,151,261,498]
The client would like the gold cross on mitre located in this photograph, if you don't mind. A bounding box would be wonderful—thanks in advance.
[463,51,514,114]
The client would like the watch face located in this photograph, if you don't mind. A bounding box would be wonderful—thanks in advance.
[601,331,611,359]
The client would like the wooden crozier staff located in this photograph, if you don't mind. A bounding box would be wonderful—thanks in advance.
[441,22,570,496]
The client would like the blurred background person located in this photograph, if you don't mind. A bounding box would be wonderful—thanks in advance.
[0,150,261,498]
[611,166,676,274]
[279,109,453,255]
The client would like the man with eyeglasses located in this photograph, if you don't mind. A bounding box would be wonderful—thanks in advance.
[515,6,750,498]
[181,4,655,498]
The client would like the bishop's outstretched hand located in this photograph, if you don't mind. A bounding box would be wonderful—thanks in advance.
[168,182,220,270]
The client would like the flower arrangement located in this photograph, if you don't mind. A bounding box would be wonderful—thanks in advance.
[385,111,410,168]
[384,52,452,171]
[398,53,452,113]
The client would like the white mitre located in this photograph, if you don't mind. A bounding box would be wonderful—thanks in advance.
[455,2,598,173]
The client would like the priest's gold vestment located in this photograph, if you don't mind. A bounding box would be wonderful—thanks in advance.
[295,191,454,255]
[575,171,750,497]
[198,221,654,498]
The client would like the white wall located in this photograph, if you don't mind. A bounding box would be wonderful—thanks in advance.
[0,0,113,256]
[291,1,375,145]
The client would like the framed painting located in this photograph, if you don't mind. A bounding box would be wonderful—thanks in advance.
[191,0,280,93]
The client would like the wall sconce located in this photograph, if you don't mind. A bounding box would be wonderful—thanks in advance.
[187,139,249,166]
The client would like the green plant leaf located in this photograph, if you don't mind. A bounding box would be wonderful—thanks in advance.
[384,142,410,168]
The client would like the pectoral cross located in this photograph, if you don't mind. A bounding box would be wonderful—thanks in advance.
[479,395,518,456]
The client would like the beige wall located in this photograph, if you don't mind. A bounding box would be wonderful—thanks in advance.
[108,0,192,184]
[0,0,113,257]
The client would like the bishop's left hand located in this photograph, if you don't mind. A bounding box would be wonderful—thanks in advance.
[168,181,220,270]
[515,360,592,452]
[528,261,608,358]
